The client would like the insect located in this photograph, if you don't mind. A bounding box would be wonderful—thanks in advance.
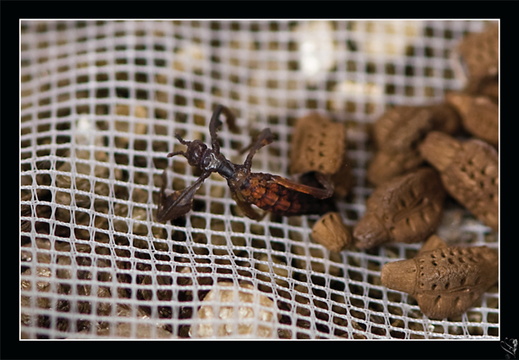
[156,105,335,222]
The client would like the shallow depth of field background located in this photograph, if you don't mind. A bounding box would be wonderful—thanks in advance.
[20,20,498,339]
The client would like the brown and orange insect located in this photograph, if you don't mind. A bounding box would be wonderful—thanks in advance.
[156,105,334,222]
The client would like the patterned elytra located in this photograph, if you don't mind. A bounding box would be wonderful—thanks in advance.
[420,131,498,231]
[354,167,446,249]
[381,237,498,319]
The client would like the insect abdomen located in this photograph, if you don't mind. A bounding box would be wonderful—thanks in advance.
[239,173,331,216]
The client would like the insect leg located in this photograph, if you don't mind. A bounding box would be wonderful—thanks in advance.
[243,128,274,172]
[209,104,239,152]
[156,170,211,222]
[231,190,267,220]
[311,172,335,198]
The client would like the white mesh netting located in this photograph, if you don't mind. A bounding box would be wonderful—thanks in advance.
[20,20,499,339]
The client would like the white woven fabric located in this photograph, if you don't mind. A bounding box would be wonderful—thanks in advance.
[20,19,498,339]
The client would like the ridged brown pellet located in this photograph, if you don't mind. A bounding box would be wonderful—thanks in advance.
[367,104,460,185]
[456,23,498,84]
[290,112,346,176]
[446,92,498,146]
[289,112,351,197]
[381,235,498,319]
[311,212,352,252]
[419,131,498,231]
[354,167,446,249]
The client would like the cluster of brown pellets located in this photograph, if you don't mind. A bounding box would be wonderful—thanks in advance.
[370,24,498,318]
[299,24,499,319]
[360,23,498,244]
[289,112,354,252]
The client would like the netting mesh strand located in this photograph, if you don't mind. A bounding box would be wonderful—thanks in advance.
[20,20,498,339]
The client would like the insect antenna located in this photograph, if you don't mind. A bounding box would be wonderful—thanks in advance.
[167,150,186,158]
[167,133,190,157]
